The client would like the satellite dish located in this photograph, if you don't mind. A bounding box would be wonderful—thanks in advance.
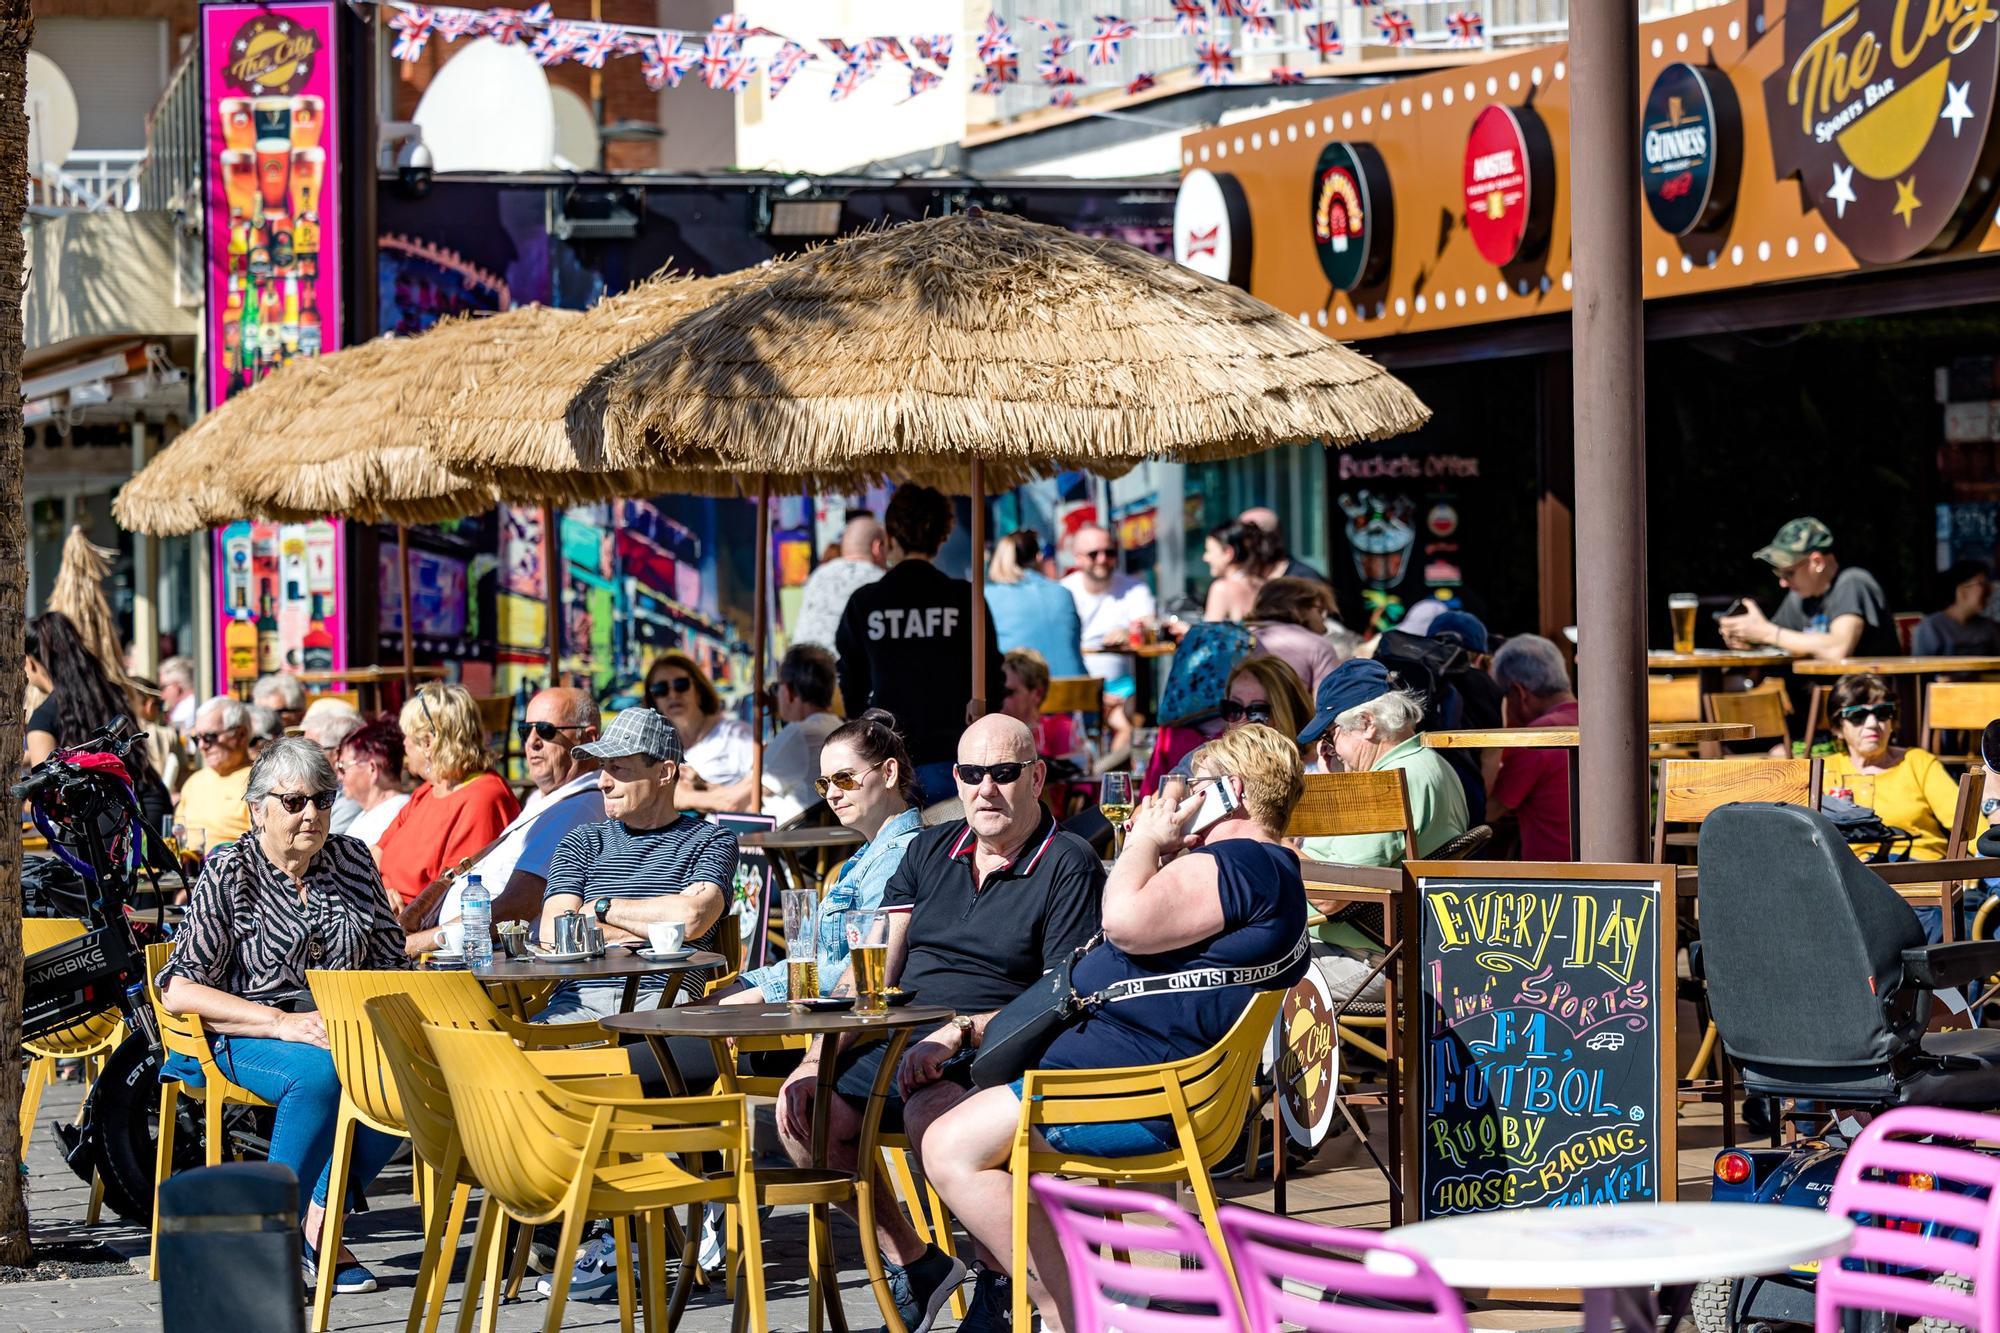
[412,38,555,172]
[26,52,78,172]
[549,86,602,172]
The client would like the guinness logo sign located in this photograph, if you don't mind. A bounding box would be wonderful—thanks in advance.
[224,14,322,96]
[1174,168,1253,288]
[1462,104,1556,267]
[1311,141,1395,291]
[1642,62,1742,236]
[1764,0,2000,263]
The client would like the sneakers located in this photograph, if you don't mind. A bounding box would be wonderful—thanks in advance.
[956,1264,1013,1333]
[301,1240,378,1296]
[536,1228,627,1303]
[880,1243,967,1333]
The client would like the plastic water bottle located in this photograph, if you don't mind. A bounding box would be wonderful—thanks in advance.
[460,874,493,968]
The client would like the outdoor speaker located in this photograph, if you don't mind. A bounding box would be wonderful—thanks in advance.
[158,1162,304,1333]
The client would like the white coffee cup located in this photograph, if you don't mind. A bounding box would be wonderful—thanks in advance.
[437,921,464,954]
[647,921,686,953]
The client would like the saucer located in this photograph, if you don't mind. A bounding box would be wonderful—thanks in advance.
[637,946,695,962]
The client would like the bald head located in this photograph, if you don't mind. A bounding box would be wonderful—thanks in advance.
[841,516,888,567]
[524,687,601,792]
[956,714,1044,848]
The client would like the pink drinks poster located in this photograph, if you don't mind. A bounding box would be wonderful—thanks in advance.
[213,520,346,694]
[201,0,342,408]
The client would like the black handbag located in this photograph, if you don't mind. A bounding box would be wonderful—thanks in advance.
[969,931,1310,1090]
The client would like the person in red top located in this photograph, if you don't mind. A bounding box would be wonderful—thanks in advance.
[1485,634,1579,861]
[374,683,520,905]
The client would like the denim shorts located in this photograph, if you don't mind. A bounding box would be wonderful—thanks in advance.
[1009,1077,1176,1157]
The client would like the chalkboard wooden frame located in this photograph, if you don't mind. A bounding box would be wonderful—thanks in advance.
[1400,859,1679,1220]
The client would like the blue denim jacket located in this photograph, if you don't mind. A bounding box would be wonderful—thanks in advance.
[742,806,924,1001]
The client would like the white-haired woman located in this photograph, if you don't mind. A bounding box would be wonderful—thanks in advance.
[156,737,408,1296]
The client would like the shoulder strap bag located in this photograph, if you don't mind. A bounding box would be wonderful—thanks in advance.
[970,930,1310,1089]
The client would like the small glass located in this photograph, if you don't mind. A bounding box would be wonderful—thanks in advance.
[1100,773,1135,859]
[846,908,890,1017]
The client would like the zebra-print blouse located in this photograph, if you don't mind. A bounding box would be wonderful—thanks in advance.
[157,832,408,1006]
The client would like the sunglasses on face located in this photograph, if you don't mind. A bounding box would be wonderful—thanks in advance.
[269,790,337,814]
[190,731,237,747]
[1218,699,1274,724]
[1840,704,1897,724]
[649,677,696,698]
[955,761,1031,787]
[518,720,587,743]
[814,761,885,797]
[1077,548,1116,561]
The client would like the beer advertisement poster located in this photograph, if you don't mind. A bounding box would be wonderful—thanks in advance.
[201,0,342,409]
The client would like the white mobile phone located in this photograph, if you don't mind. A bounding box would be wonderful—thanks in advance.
[1187,777,1241,834]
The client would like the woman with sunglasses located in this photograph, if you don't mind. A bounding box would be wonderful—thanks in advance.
[644,650,757,812]
[728,710,925,1006]
[374,683,519,906]
[156,737,408,1297]
[1826,673,1963,934]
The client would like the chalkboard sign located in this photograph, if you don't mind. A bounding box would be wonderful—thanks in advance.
[1403,862,1677,1221]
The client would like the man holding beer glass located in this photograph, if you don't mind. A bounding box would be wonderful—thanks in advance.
[772,714,1103,1333]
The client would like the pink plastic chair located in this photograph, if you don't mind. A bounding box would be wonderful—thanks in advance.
[1817,1106,2000,1333]
[1218,1204,1470,1333]
[1029,1175,1245,1331]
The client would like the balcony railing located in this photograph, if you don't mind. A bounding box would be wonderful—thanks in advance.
[30,151,145,213]
[140,48,202,213]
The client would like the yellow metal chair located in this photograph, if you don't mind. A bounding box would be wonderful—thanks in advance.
[143,940,274,1281]
[1006,987,1288,1330]
[22,919,126,1224]
[424,1021,767,1333]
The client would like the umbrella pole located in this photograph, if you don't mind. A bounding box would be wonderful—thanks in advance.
[970,459,987,715]
[750,479,769,815]
[543,504,561,687]
[397,524,415,695]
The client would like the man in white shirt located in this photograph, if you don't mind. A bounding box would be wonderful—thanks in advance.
[406,686,607,952]
[1061,524,1155,749]
[792,514,888,656]
[160,656,198,734]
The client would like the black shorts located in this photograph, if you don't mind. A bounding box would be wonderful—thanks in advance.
[833,1040,905,1134]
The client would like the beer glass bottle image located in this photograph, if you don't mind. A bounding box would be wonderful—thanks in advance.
[290,95,325,149]
[288,146,324,221]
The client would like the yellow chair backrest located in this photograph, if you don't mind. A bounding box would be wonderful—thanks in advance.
[365,993,472,1186]
[1703,680,1791,745]
[307,968,504,1135]
[1648,675,1703,723]
[23,920,125,1058]
[1927,681,2000,736]
[1042,677,1104,717]
[1284,770,1416,846]
[145,940,216,1066]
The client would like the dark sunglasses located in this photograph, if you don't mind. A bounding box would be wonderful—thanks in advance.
[518,720,587,743]
[1078,548,1116,561]
[1839,703,1897,724]
[814,761,885,797]
[954,761,1031,786]
[1218,699,1274,724]
[269,790,337,814]
[649,677,696,698]
[190,730,236,747]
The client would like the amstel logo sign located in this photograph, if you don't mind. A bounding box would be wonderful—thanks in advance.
[1764,0,2000,263]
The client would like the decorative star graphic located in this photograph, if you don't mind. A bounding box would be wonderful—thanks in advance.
[1894,175,1922,227]
[1943,79,1976,137]
[1826,162,1857,219]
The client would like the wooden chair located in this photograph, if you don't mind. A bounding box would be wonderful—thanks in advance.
[424,1022,767,1333]
[1005,988,1288,1330]
[1704,679,1792,752]
[307,688,362,710]
[1648,675,1703,723]
[1286,769,1415,1053]
[1925,681,2000,760]
[1042,676,1104,719]
[144,941,274,1280]
[1652,757,1824,860]
[22,919,125,1224]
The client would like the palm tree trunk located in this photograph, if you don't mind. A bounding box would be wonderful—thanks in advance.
[0,0,37,1269]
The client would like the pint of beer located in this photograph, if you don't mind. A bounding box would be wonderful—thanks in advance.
[1668,593,1699,655]
[846,908,890,1016]
[220,98,256,153]
[290,95,325,149]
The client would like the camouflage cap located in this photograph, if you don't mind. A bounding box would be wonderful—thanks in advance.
[1753,517,1834,568]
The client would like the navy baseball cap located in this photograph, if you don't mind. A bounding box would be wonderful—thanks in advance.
[1429,610,1489,654]
[1298,658,1395,748]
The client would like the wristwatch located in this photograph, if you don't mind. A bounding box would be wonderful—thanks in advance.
[593,896,613,923]
[1983,797,1999,819]
[953,1015,975,1046]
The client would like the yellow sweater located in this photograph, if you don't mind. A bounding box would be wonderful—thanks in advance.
[1822,747,1960,862]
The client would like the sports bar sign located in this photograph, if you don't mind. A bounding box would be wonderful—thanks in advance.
[201,0,342,408]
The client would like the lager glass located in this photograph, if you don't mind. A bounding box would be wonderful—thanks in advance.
[846,908,890,1016]
[1668,593,1699,655]
[782,889,818,1000]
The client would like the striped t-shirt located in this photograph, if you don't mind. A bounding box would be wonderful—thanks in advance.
[544,813,737,1000]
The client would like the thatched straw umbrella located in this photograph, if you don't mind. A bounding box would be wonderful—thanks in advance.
[590,209,1431,707]
[48,526,133,695]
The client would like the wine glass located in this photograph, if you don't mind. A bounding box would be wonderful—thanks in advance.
[1100,772,1135,860]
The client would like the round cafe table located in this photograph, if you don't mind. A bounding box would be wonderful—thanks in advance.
[602,1001,954,1333]
[432,947,726,1016]
[1377,1202,1853,1333]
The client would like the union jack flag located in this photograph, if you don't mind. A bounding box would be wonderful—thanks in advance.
[973,56,1018,91]
[530,20,583,65]
[434,8,481,43]
[1212,0,1248,16]
[1306,20,1342,57]
[1448,9,1484,44]
[480,2,548,46]
[1280,0,1315,9]
[1172,0,1208,34]
[906,66,943,98]
[1043,34,1073,60]
[766,42,813,96]
[613,28,648,56]
[711,12,759,42]
[1196,37,1233,84]
[389,6,433,61]
[1269,64,1304,83]
[1126,71,1156,94]
[976,13,1017,62]
[822,38,861,65]
[640,33,697,88]
[572,23,621,68]
[1372,8,1414,44]
[1020,15,1065,31]
[1088,18,1132,65]
[1050,88,1077,108]
[830,59,871,100]
[912,34,953,71]
[1239,0,1275,37]
[700,33,740,87]
[1037,55,1082,84]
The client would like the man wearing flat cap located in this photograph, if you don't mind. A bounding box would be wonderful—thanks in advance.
[1720,517,1898,661]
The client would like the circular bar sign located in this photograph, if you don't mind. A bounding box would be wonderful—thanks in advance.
[1174,168,1252,288]
[1462,104,1554,267]
[1642,62,1741,236]
[1311,141,1394,291]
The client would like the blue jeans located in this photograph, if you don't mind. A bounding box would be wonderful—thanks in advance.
[915,761,958,806]
[164,1035,400,1214]
[1009,1077,1176,1157]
